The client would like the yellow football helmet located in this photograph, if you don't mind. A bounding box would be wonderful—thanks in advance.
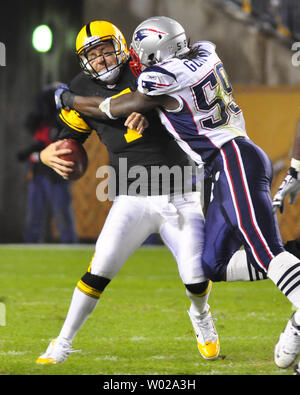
[76,21,129,83]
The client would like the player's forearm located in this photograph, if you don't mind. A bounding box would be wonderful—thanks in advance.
[72,96,108,119]
[70,91,157,120]
[109,92,156,117]
[71,94,145,119]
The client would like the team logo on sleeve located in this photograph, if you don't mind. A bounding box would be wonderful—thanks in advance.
[141,79,171,93]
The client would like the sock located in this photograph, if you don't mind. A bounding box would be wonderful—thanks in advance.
[268,251,300,309]
[57,287,99,343]
[186,281,212,317]
[226,250,267,282]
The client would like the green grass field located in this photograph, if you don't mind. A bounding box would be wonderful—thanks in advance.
[0,245,297,376]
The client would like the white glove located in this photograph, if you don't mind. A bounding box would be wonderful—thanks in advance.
[272,167,300,214]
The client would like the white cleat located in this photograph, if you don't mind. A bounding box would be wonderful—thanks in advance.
[187,305,220,360]
[274,313,300,368]
[36,338,78,364]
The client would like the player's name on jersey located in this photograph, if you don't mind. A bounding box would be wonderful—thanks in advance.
[95,158,203,201]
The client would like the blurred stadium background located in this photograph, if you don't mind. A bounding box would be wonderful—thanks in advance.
[0,0,300,243]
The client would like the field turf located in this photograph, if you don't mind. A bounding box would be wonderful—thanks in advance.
[0,245,297,376]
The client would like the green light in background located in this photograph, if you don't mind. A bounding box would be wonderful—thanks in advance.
[32,25,53,52]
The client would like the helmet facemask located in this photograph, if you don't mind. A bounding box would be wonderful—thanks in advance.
[129,46,159,77]
[129,47,143,77]
[78,35,127,83]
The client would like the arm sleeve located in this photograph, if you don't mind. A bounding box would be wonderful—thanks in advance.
[57,108,93,144]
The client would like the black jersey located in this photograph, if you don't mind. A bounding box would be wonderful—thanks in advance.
[58,62,194,195]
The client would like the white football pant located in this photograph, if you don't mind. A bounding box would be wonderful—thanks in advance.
[89,192,206,285]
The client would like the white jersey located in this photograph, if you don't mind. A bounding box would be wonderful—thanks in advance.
[137,41,248,165]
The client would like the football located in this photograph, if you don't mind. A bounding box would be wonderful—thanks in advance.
[57,139,88,180]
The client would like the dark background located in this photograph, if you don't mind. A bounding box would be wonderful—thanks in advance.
[0,0,83,242]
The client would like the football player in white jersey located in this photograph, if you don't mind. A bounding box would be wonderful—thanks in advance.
[58,16,300,370]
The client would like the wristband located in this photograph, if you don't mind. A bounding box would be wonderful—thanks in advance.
[99,97,118,120]
[291,158,300,172]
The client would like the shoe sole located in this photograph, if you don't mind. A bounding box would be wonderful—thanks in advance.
[36,357,58,365]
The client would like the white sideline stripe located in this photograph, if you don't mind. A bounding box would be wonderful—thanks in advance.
[130,336,147,341]
[0,351,28,355]
[95,356,118,361]
[0,244,94,249]
[128,335,272,342]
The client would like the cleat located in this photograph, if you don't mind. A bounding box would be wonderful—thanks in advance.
[187,305,220,360]
[274,313,300,368]
[36,338,77,364]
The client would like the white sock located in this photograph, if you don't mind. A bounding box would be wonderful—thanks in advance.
[57,287,99,343]
[226,250,267,282]
[186,281,212,317]
[268,251,300,309]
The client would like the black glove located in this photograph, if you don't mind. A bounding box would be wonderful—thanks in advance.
[54,84,75,110]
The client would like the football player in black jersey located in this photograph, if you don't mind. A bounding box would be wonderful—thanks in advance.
[36,21,220,364]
